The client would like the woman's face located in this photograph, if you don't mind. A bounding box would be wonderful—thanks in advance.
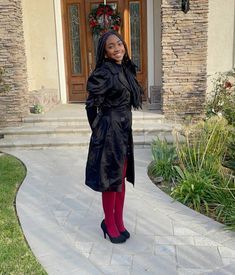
[105,35,125,64]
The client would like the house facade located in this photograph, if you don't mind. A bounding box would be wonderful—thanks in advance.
[0,0,234,127]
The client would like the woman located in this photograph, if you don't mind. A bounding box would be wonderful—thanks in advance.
[85,31,142,244]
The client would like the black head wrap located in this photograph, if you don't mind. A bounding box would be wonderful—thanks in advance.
[95,31,143,109]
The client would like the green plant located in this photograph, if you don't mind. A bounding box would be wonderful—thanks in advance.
[0,67,10,93]
[148,137,178,182]
[174,116,231,174]
[205,176,235,230]
[32,103,43,114]
[170,116,235,230]
[206,71,235,126]
[223,132,235,174]
[171,166,214,213]
[223,203,235,231]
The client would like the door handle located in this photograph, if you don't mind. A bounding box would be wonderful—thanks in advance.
[88,51,93,74]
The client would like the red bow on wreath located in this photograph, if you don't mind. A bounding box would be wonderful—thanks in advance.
[88,4,121,36]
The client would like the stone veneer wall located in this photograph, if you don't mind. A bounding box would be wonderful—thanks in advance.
[161,0,208,120]
[0,0,28,127]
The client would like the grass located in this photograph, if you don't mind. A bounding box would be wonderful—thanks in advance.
[0,153,47,275]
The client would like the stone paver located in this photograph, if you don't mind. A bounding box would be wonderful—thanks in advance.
[3,147,235,275]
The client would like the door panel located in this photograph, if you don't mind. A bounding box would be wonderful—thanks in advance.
[62,0,88,102]
[62,0,147,102]
[125,0,147,98]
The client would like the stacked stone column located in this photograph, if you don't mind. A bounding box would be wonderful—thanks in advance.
[0,0,28,127]
[161,0,208,120]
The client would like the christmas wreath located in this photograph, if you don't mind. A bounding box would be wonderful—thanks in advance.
[88,4,121,36]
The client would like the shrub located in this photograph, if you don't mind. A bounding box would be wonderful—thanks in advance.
[31,104,43,114]
[171,167,214,213]
[223,132,235,174]
[148,137,178,182]
[170,116,235,230]
[205,177,235,230]
[148,102,235,230]
[206,71,235,126]
[174,116,231,175]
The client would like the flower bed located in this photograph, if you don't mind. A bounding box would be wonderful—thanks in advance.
[148,72,235,231]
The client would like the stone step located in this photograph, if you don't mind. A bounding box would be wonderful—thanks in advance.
[21,118,167,127]
[0,133,176,150]
[22,112,166,125]
[0,106,182,149]
[0,123,175,137]
[23,111,165,120]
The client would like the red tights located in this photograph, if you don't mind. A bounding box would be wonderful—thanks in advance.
[102,159,127,237]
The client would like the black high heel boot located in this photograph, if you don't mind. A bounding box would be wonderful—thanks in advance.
[120,229,130,239]
[101,220,126,244]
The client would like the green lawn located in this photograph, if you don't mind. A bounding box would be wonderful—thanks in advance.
[0,153,47,275]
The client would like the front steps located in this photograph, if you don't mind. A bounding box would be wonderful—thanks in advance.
[0,108,180,150]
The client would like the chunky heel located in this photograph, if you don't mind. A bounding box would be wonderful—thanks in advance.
[101,220,126,244]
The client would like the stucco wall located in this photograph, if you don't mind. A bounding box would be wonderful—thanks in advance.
[153,0,162,86]
[22,0,59,93]
[207,0,235,93]
[207,0,235,75]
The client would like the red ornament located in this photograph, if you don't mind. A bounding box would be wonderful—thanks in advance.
[90,20,98,28]
[112,25,119,31]
[96,7,104,16]
[225,82,232,88]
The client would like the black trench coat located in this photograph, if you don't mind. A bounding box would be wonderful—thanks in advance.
[85,60,135,192]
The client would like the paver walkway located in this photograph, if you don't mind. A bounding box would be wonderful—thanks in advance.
[5,148,235,274]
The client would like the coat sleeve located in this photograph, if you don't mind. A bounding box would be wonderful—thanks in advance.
[86,67,112,129]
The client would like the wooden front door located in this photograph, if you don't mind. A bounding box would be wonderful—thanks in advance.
[62,0,147,102]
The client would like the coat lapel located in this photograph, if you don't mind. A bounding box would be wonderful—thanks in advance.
[105,61,131,92]
[118,71,131,92]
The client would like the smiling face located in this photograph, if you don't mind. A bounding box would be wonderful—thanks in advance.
[104,34,126,64]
